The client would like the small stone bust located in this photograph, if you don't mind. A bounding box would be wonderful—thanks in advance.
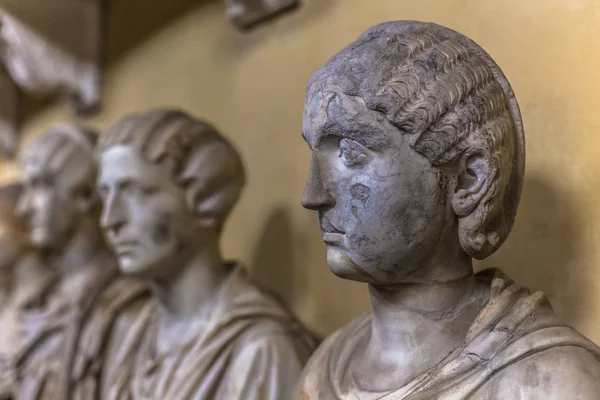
[298,21,600,399]
[96,108,316,400]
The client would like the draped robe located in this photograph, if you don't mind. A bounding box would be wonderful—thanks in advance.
[298,269,600,399]
[77,265,317,400]
[1,253,149,400]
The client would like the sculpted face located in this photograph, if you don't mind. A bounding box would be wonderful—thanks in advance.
[301,84,453,284]
[98,145,198,279]
[17,167,78,250]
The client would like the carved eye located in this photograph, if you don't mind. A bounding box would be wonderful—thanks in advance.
[339,138,369,167]
[140,185,158,196]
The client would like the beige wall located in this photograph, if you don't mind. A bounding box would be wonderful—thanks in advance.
[2,0,600,341]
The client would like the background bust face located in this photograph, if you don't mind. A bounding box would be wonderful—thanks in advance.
[98,145,198,279]
[17,166,78,250]
[301,84,454,284]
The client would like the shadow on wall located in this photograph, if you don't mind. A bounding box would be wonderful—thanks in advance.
[250,206,369,338]
[250,207,306,312]
[479,173,586,326]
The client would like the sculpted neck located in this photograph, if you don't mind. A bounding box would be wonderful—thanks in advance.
[369,251,476,344]
[362,237,489,389]
[152,236,228,323]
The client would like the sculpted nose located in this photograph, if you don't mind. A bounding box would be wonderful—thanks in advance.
[100,193,126,235]
[301,155,336,211]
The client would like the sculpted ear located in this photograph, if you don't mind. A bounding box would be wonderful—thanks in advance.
[193,194,220,230]
[451,153,505,259]
[191,180,243,232]
[451,154,493,217]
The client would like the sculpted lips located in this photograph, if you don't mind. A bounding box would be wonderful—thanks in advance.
[113,240,138,255]
[319,215,343,234]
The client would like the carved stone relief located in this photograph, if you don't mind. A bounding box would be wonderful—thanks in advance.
[0,0,105,157]
[226,0,300,30]
[0,183,49,397]
[298,21,600,399]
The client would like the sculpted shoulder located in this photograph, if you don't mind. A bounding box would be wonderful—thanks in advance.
[477,346,600,399]
[209,314,316,400]
[297,328,343,398]
[298,314,370,398]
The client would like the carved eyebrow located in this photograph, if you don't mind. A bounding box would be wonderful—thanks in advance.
[318,120,391,151]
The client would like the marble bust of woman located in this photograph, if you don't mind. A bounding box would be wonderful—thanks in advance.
[96,108,316,399]
[298,21,600,399]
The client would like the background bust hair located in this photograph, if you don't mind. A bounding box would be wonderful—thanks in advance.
[308,21,525,259]
[99,108,246,230]
[19,124,99,193]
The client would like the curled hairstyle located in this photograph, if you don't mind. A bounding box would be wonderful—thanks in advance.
[20,124,99,194]
[98,109,246,230]
[308,21,525,259]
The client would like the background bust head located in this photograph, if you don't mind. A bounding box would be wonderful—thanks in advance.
[302,21,524,284]
[97,109,245,280]
[0,183,27,273]
[18,124,98,251]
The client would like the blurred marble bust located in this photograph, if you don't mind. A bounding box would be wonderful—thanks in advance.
[96,108,315,399]
[7,124,144,400]
[298,21,600,399]
[0,183,49,395]
[0,0,105,156]
[0,182,47,308]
